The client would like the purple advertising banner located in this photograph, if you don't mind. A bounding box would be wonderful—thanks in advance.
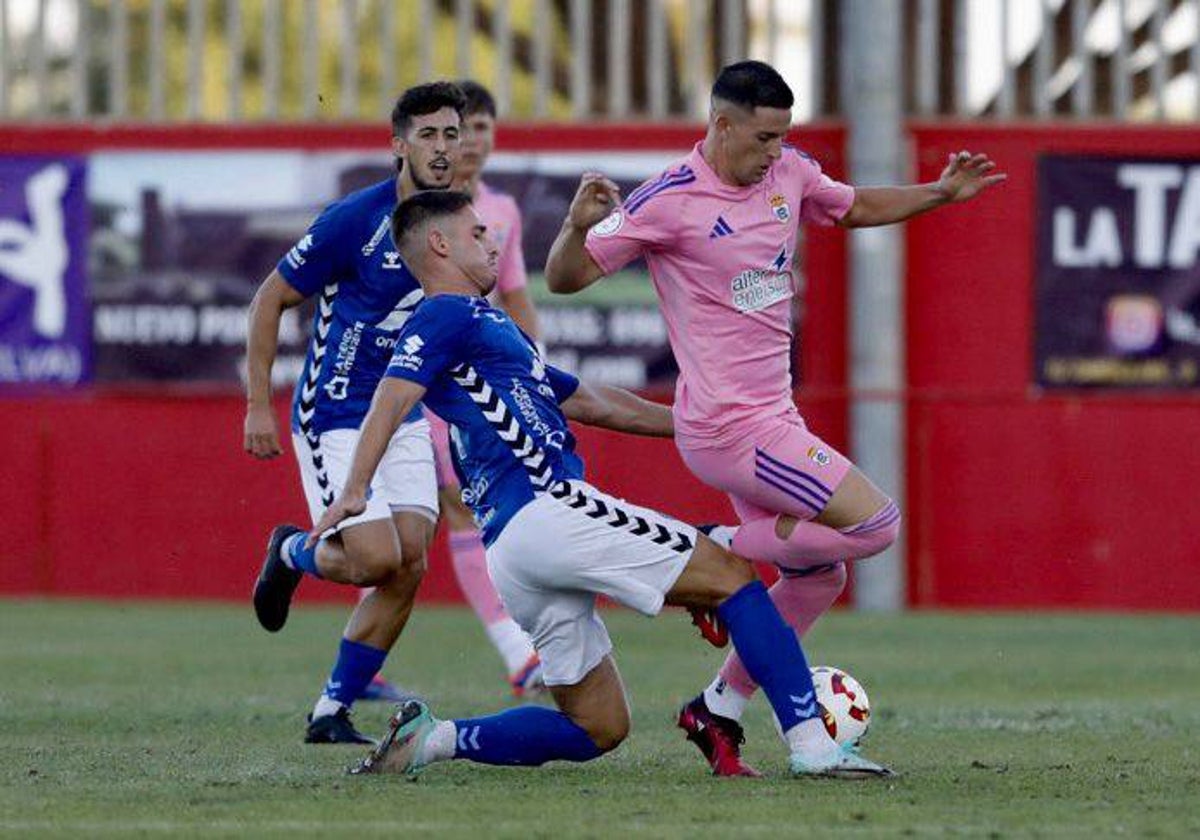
[0,156,90,386]
[1036,155,1200,388]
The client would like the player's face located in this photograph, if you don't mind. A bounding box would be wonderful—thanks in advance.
[449,207,499,295]
[722,105,791,186]
[395,107,462,190]
[458,110,496,181]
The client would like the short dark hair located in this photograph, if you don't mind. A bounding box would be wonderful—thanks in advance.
[711,60,794,110]
[390,81,467,137]
[456,79,497,118]
[391,190,474,262]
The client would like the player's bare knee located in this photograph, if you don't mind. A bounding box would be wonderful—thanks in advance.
[397,539,429,580]
[775,514,800,540]
[716,547,756,592]
[347,545,403,587]
[581,709,630,753]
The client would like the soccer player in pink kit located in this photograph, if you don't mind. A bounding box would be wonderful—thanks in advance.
[429,80,546,694]
[546,61,1004,776]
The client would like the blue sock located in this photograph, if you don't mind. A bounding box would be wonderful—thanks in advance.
[452,706,603,766]
[323,639,387,707]
[283,532,323,579]
[717,580,819,732]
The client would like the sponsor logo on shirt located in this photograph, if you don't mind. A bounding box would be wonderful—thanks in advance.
[392,333,424,371]
[382,251,403,270]
[591,210,624,237]
[324,375,349,400]
[402,334,425,355]
[769,193,791,223]
[731,267,793,313]
[510,378,554,441]
[362,216,391,256]
[325,321,365,398]
[285,234,314,269]
[460,474,490,506]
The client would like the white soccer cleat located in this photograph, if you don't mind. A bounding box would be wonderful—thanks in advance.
[789,744,893,779]
[349,700,438,776]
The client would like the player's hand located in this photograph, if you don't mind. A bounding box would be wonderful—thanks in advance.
[306,490,367,547]
[244,402,283,459]
[567,172,622,231]
[936,150,1007,203]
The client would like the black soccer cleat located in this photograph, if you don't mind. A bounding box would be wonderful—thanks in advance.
[305,707,377,745]
[252,524,305,632]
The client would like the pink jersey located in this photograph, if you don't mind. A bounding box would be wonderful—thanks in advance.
[474,180,528,295]
[585,142,854,449]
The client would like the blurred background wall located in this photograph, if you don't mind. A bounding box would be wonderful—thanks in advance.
[1,0,1198,611]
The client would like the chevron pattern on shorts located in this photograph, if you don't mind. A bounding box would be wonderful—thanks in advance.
[298,282,339,508]
[549,481,695,555]
[449,363,555,490]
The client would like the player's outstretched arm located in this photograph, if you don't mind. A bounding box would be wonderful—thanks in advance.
[838,150,1006,229]
[307,377,427,542]
[244,271,306,459]
[544,173,621,294]
[561,381,673,438]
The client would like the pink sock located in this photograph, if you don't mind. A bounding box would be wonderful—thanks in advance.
[730,501,901,570]
[448,529,536,675]
[716,564,848,700]
[448,530,508,625]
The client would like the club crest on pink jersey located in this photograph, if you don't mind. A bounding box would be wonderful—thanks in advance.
[769,193,791,223]
[807,445,831,466]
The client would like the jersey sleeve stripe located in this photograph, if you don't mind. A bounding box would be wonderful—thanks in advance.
[624,171,697,216]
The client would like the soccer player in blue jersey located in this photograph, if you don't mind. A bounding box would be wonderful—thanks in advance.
[244,82,467,744]
[311,189,890,778]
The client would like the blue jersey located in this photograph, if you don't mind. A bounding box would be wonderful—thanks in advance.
[278,178,425,436]
[385,295,583,545]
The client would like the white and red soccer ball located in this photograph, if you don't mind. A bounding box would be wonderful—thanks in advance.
[811,666,871,746]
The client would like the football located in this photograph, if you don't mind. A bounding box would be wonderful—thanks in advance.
[811,666,872,746]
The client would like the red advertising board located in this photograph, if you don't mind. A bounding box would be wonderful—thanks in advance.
[0,122,849,603]
[907,123,1200,610]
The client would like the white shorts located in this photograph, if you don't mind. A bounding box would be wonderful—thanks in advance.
[293,419,438,530]
[485,480,697,686]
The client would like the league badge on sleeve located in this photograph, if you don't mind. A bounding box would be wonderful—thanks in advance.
[769,194,791,223]
[591,210,624,237]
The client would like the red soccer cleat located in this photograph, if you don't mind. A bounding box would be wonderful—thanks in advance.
[676,695,762,778]
[688,607,729,648]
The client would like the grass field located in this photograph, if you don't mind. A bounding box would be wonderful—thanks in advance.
[2,601,1198,838]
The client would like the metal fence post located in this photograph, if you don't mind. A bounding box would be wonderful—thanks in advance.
[842,0,907,612]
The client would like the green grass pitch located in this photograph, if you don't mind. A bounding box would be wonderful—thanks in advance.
[2,600,1197,837]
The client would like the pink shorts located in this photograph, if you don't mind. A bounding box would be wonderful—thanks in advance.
[679,412,852,524]
[425,410,458,490]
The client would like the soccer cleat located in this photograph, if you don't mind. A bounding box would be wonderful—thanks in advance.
[509,654,547,697]
[676,695,762,778]
[350,700,437,776]
[359,674,413,703]
[688,607,729,648]
[789,744,893,779]
[252,524,305,632]
[305,707,377,745]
